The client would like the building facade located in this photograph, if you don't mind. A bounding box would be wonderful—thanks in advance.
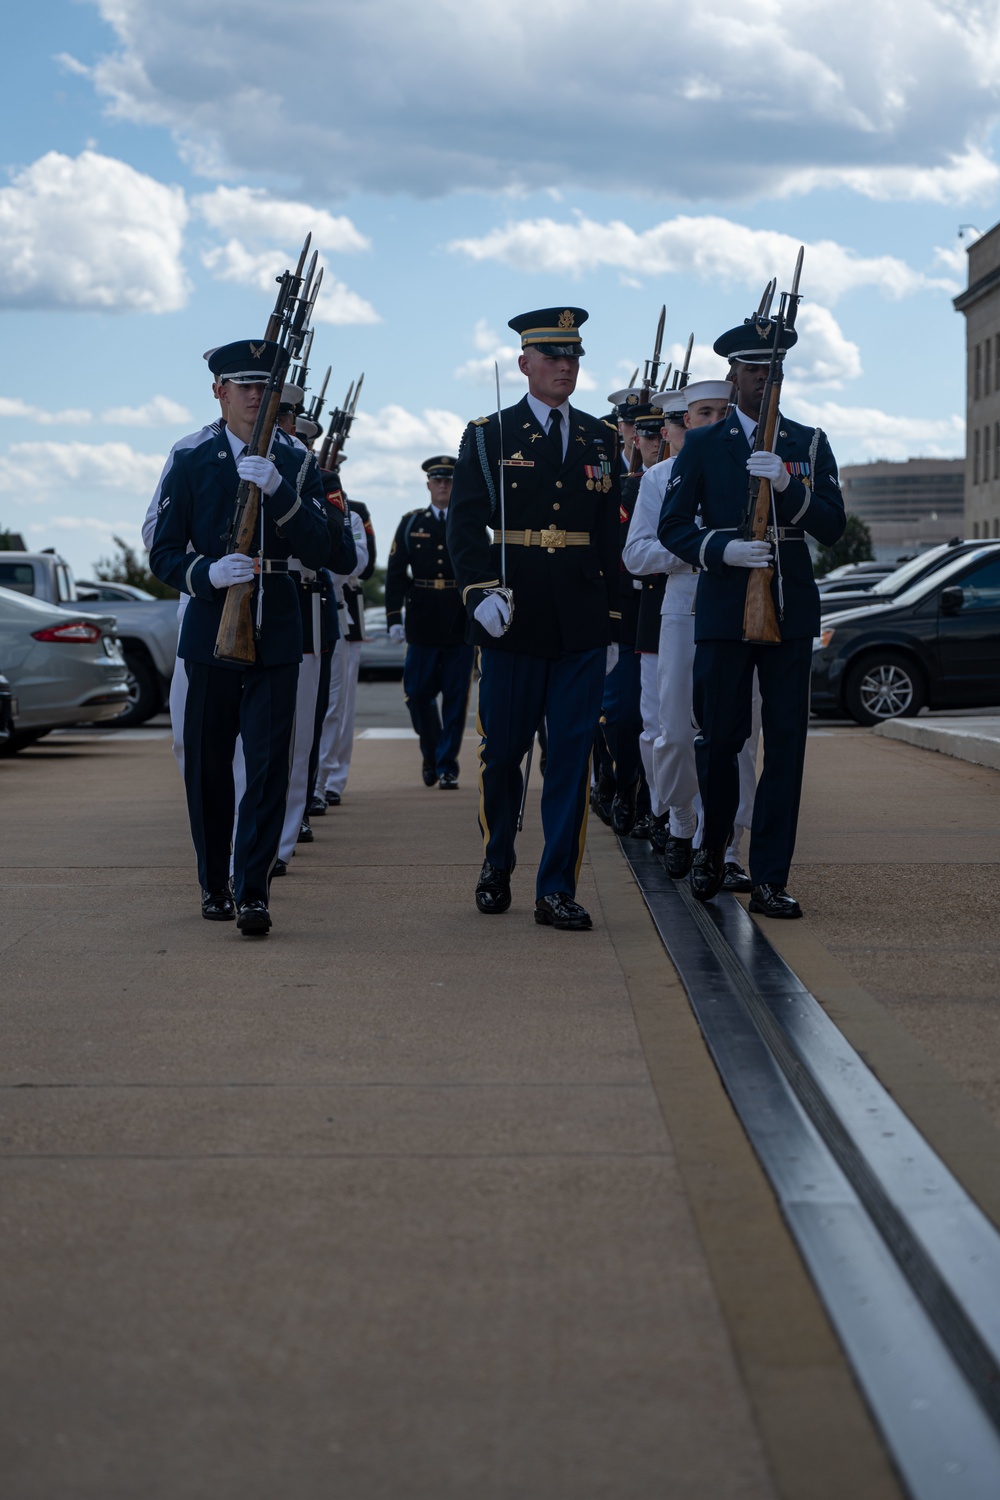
[954,223,1000,538]
[839,458,965,562]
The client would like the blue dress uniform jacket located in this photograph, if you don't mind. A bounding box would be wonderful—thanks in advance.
[150,424,332,668]
[385,506,466,648]
[447,396,622,657]
[657,414,845,641]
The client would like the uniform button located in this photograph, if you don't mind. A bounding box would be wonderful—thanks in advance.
[553,503,561,511]
[547,547,555,554]
[511,483,518,489]
[555,480,563,489]
[438,544,443,550]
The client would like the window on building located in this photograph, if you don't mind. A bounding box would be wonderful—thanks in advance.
[974,426,981,483]
[975,343,983,400]
[973,521,980,538]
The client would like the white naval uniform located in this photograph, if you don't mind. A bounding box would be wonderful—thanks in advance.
[625,457,760,861]
[317,512,368,801]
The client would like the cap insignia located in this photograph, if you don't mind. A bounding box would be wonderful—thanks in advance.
[249,341,266,359]
[557,309,575,330]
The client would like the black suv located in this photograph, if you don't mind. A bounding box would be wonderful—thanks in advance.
[818,538,978,617]
[811,543,1000,724]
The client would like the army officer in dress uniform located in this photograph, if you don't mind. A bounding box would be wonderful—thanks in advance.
[385,456,475,790]
[150,339,333,936]
[657,317,846,918]
[447,306,621,932]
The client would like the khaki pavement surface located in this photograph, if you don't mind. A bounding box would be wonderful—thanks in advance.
[1,712,789,1500]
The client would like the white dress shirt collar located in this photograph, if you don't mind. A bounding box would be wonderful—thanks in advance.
[225,424,247,460]
[526,391,571,458]
[734,404,757,445]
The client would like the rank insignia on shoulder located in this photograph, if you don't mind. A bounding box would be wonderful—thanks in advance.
[472,416,489,426]
[157,493,170,515]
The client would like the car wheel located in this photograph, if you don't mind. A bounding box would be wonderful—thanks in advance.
[111,654,160,728]
[844,651,926,727]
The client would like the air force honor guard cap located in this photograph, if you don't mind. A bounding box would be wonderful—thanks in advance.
[607,387,644,421]
[680,379,733,404]
[508,307,587,357]
[713,320,798,366]
[278,383,305,415]
[205,339,282,383]
[422,455,457,479]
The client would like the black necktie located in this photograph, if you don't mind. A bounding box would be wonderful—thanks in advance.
[547,409,563,461]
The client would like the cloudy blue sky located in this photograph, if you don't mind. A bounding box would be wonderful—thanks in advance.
[2,0,997,575]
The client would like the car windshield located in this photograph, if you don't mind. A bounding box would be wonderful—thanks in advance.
[869,544,957,596]
[889,547,1000,609]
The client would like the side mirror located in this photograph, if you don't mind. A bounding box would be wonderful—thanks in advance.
[939,586,964,615]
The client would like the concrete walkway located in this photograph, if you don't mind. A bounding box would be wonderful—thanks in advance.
[1,724,784,1500]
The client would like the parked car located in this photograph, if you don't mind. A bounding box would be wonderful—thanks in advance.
[811,542,1000,725]
[358,606,406,680]
[0,585,129,752]
[0,671,16,745]
[818,539,979,617]
[817,571,892,597]
[0,552,178,726]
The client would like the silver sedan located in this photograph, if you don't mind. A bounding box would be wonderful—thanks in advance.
[0,584,129,750]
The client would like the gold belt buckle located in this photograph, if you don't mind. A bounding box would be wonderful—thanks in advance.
[433,578,446,590]
[540,527,567,549]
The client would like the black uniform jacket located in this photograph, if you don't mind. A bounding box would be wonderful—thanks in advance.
[150,424,333,668]
[657,413,845,642]
[385,504,466,648]
[447,395,622,658]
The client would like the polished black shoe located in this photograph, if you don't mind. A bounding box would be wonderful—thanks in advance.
[534,892,592,931]
[422,763,438,787]
[324,790,341,807]
[237,900,272,936]
[475,861,511,914]
[297,820,314,844]
[690,844,726,902]
[439,772,459,790]
[201,887,235,921]
[648,813,668,855]
[308,795,326,817]
[590,774,615,827]
[628,812,655,842]
[749,884,802,919]
[722,861,753,893]
[610,787,637,837]
[272,859,288,878]
[664,834,694,880]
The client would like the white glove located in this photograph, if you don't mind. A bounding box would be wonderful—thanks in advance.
[473,591,511,638]
[236,454,282,497]
[389,624,406,644]
[746,451,790,492]
[208,553,255,588]
[723,539,772,569]
[605,643,620,675]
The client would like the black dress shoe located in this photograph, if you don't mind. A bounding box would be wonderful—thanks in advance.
[664,833,694,879]
[324,790,341,807]
[439,772,459,790]
[610,787,637,837]
[590,774,615,826]
[422,763,438,787]
[749,884,802,919]
[308,795,326,817]
[722,861,753,893]
[297,820,314,844]
[534,892,592,931]
[272,859,288,878]
[648,814,668,855]
[628,812,655,841]
[237,900,272,936]
[690,844,726,902]
[475,861,511,914]
[201,888,235,921]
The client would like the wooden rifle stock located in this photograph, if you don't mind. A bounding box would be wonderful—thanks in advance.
[215,384,285,665]
[742,379,782,644]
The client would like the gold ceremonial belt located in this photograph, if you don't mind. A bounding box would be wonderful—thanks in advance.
[412,578,457,590]
[495,528,591,549]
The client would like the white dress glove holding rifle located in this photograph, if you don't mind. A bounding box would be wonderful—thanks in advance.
[389,624,406,644]
[209,553,256,588]
[236,454,282,497]
[746,451,790,492]
[723,539,772,570]
[474,591,511,639]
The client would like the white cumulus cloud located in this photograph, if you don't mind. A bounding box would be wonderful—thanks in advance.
[194,186,369,254]
[0,150,188,312]
[101,396,194,427]
[782,398,965,463]
[0,398,93,426]
[0,441,165,496]
[453,320,596,392]
[200,235,378,326]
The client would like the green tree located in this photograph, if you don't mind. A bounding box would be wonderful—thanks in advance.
[94,536,179,600]
[0,527,26,551]
[362,565,386,607]
[815,513,874,577]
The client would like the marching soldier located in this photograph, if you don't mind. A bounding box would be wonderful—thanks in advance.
[447,306,621,931]
[658,319,846,917]
[314,495,377,810]
[385,456,474,790]
[149,339,333,935]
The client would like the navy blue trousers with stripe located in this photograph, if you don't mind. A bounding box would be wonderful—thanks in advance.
[403,643,475,778]
[477,646,606,900]
[183,659,298,905]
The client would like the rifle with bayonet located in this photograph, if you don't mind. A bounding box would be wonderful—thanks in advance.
[629,306,666,474]
[741,249,804,644]
[654,335,693,463]
[307,365,331,427]
[215,234,318,667]
[318,373,363,471]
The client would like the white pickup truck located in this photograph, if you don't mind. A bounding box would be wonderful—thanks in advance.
[0,551,178,726]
